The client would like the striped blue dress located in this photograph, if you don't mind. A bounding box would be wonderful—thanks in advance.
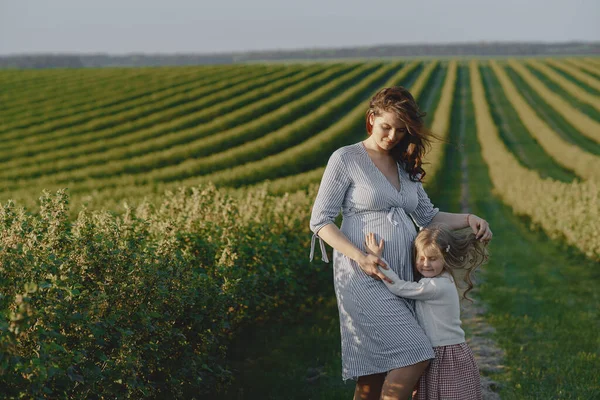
[310,142,438,381]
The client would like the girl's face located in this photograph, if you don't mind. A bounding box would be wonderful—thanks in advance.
[368,111,408,152]
[415,245,445,278]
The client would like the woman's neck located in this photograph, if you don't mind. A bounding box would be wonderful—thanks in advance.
[362,137,390,156]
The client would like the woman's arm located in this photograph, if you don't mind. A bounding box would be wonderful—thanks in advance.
[430,212,470,229]
[430,212,493,242]
[310,150,392,282]
[410,180,493,242]
[317,224,393,283]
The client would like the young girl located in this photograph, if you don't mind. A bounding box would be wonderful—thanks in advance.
[364,224,489,400]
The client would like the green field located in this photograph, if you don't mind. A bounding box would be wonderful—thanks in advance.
[1,58,599,398]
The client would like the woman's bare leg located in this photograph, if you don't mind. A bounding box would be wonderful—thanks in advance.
[354,372,386,400]
[380,361,429,400]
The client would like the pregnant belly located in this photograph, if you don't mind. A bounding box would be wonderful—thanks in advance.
[339,212,417,280]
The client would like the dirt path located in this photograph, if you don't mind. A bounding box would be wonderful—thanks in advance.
[457,77,504,400]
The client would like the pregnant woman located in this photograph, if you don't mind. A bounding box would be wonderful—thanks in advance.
[309,87,492,400]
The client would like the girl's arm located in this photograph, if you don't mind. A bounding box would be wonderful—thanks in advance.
[317,224,393,283]
[364,234,437,299]
[378,258,439,300]
[430,212,493,242]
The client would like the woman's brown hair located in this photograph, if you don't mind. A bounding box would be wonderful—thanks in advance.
[413,224,490,302]
[365,86,438,182]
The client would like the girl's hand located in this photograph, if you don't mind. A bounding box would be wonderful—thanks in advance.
[357,253,393,283]
[365,232,385,257]
[468,214,493,242]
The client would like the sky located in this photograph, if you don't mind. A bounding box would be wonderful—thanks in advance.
[0,0,598,55]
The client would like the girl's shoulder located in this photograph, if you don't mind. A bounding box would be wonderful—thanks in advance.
[426,272,455,285]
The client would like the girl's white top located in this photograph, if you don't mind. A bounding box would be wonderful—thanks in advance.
[380,258,465,347]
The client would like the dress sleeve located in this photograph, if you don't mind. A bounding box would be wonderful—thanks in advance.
[309,149,351,262]
[378,257,439,300]
[410,181,439,229]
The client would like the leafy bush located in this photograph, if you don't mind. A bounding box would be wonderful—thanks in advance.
[0,184,326,398]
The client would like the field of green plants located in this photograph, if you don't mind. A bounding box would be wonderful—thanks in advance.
[1,57,599,398]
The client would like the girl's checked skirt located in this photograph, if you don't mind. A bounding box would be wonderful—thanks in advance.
[414,342,482,400]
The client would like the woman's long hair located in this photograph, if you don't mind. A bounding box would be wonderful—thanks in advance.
[365,86,438,182]
[413,224,490,301]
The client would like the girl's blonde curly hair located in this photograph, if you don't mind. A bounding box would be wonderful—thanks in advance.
[413,223,490,301]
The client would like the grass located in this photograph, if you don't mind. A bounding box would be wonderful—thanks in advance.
[427,64,467,210]
[418,62,448,115]
[544,64,600,96]
[479,65,576,183]
[457,63,600,399]
[503,65,600,156]
[223,295,355,400]
[524,64,600,121]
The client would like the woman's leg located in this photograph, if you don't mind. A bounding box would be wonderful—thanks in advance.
[380,360,429,400]
[354,372,386,400]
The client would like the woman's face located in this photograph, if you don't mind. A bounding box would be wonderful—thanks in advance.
[368,110,408,152]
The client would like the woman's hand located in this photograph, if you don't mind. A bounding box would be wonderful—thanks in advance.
[357,253,393,283]
[468,214,493,242]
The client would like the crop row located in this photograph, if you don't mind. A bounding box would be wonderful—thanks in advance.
[526,60,600,112]
[1,65,237,136]
[584,58,600,66]
[0,64,345,183]
[162,61,421,188]
[545,59,600,94]
[3,66,213,107]
[257,57,592,200]
[523,62,600,128]
[242,61,450,196]
[502,63,600,156]
[5,61,460,214]
[1,67,122,105]
[416,62,447,112]
[1,71,142,125]
[507,60,600,144]
[0,61,418,208]
[406,61,438,99]
[479,65,576,183]
[244,62,452,196]
[6,63,359,183]
[0,65,312,168]
[489,60,600,181]
[1,66,269,147]
[423,61,458,188]
[2,59,596,218]
[1,67,230,137]
[1,68,167,122]
[565,58,600,78]
[127,63,387,181]
[1,69,109,107]
[104,63,380,183]
[0,66,289,155]
[0,68,69,89]
[470,60,599,260]
[15,62,398,193]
